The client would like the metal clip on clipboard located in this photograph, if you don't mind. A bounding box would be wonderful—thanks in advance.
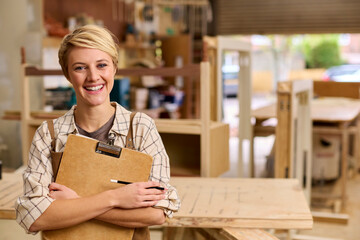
[95,142,122,158]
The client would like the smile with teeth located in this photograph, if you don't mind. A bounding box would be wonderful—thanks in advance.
[84,84,104,91]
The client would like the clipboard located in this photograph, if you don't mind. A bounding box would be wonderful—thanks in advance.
[42,134,153,240]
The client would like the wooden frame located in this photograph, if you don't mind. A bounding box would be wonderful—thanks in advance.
[19,62,229,177]
[275,80,313,203]
[203,36,252,177]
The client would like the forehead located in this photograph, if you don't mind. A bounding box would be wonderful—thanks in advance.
[67,46,112,63]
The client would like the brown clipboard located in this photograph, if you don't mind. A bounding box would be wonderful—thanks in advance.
[42,134,153,240]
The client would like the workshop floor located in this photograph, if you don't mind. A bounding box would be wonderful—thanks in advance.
[1,94,359,240]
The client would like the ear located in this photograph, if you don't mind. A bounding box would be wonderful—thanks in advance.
[113,64,117,76]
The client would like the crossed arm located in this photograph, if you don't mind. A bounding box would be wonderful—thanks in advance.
[29,182,166,232]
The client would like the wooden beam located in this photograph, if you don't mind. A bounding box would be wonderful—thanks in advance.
[311,211,349,225]
[25,65,201,77]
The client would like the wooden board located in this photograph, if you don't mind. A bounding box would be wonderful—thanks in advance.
[0,172,23,219]
[314,81,360,99]
[311,97,360,122]
[166,177,313,229]
[252,97,360,123]
[221,228,280,240]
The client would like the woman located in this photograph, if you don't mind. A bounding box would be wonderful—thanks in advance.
[15,25,180,238]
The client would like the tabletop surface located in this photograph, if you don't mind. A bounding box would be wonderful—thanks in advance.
[167,177,313,230]
[252,97,360,123]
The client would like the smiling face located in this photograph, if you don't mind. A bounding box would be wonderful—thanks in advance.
[67,46,116,109]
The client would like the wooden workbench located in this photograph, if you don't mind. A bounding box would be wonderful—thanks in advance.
[1,174,311,239]
[251,97,360,211]
[166,177,313,229]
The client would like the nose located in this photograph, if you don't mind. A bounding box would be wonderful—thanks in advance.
[86,66,100,81]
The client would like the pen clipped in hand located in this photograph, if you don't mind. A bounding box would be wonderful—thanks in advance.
[110,179,165,190]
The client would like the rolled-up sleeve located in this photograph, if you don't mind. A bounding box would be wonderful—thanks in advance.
[15,122,55,233]
[134,114,181,218]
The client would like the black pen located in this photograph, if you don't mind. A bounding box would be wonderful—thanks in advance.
[110,179,165,190]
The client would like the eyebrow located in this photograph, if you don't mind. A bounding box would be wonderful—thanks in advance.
[71,59,110,67]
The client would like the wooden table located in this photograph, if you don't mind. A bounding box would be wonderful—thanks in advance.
[252,97,360,210]
[163,177,312,239]
[1,174,312,239]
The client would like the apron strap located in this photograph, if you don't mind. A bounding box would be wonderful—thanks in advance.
[126,112,137,150]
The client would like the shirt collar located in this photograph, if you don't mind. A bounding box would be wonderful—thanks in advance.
[58,105,78,136]
[57,102,131,137]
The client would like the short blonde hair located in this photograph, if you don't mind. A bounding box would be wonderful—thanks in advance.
[58,25,119,79]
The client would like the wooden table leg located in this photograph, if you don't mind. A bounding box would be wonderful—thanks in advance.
[356,117,360,173]
[340,123,349,210]
[250,125,255,177]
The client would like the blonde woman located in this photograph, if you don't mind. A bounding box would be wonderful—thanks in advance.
[16,25,180,239]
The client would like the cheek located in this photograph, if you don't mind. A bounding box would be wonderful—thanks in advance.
[107,78,114,92]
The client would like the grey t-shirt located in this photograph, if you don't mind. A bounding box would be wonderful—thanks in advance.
[76,114,115,143]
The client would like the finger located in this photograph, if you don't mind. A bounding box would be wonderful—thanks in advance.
[144,188,166,195]
[144,181,161,188]
[48,190,56,199]
[49,183,60,190]
[142,194,166,202]
[141,200,159,207]
[49,182,64,191]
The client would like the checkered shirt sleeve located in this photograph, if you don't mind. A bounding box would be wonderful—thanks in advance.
[15,121,55,234]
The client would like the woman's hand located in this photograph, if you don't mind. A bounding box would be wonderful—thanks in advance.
[48,182,80,200]
[110,181,166,209]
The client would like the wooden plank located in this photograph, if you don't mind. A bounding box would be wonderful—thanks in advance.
[275,92,291,178]
[0,173,23,220]
[167,177,313,229]
[252,97,360,123]
[311,211,349,225]
[314,81,360,99]
[200,62,211,177]
[25,65,201,77]
[311,98,360,122]
[209,123,229,177]
[292,234,343,240]
[215,0,360,35]
[251,104,276,122]
[221,228,280,240]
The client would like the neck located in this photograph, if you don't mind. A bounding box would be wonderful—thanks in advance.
[74,102,115,132]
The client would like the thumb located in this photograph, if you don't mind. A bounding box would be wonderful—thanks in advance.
[49,182,65,191]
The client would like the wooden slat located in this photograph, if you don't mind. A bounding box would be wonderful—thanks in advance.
[311,211,349,225]
[275,92,291,178]
[25,65,201,77]
[221,228,280,240]
[214,0,360,34]
[314,81,360,99]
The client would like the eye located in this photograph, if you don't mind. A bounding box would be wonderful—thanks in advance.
[74,66,85,71]
[98,63,107,68]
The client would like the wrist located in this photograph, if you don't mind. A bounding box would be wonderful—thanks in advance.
[105,189,117,208]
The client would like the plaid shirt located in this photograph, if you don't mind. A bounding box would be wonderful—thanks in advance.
[15,103,180,233]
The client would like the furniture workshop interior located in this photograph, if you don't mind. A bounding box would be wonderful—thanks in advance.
[2,0,360,239]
